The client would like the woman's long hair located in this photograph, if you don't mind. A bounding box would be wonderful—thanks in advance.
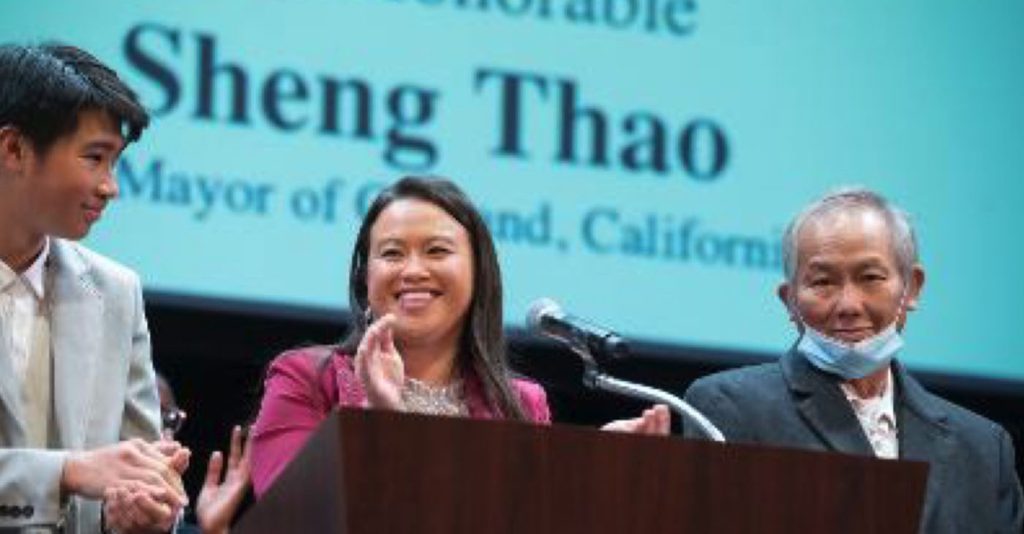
[339,176,527,420]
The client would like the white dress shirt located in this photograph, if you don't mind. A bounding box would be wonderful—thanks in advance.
[0,238,50,382]
[841,368,899,459]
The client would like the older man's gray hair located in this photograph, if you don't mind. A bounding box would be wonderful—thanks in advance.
[781,187,919,283]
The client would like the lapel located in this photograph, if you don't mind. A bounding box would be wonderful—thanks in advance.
[892,361,952,458]
[464,369,497,420]
[781,350,875,456]
[892,361,953,520]
[48,240,103,449]
[0,269,26,442]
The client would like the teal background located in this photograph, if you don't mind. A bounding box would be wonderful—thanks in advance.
[2,1,1022,380]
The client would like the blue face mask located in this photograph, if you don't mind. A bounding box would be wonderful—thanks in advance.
[795,322,904,379]
[791,287,908,379]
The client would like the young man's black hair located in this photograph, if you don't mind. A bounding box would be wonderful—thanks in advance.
[0,42,149,155]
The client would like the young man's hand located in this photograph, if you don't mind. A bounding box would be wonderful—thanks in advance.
[62,439,190,533]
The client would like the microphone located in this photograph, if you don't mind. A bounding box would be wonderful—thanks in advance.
[526,298,630,362]
[525,298,725,442]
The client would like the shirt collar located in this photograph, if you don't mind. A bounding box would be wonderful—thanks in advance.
[18,237,50,300]
[840,367,896,423]
[0,258,15,293]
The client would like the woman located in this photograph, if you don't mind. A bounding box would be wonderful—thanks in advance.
[249,176,551,497]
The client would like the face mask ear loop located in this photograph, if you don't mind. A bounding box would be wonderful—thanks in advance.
[892,283,911,333]
[787,291,808,352]
[788,332,805,355]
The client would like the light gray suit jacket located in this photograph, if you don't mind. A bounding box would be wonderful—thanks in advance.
[0,239,160,533]
[684,350,1024,533]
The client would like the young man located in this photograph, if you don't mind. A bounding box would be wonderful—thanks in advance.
[0,43,188,534]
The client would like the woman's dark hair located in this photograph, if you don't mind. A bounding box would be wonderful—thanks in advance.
[339,176,527,420]
[0,42,149,154]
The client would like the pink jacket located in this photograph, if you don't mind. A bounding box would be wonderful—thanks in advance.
[249,346,551,497]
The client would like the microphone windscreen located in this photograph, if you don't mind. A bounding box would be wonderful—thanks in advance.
[526,298,561,332]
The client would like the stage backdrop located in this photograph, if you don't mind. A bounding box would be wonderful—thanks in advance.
[3,2,1022,381]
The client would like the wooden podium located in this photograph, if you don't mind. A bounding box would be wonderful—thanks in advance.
[236,409,927,533]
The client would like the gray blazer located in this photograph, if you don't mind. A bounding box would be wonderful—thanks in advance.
[0,239,160,533]
[684,350,1024,533]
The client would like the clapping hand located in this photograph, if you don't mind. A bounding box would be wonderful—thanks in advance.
[196,425,252,534]
[89,439,190,534]
[354,313,406,410]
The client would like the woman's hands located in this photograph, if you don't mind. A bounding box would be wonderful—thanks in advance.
[601,404,671,435]
[354,313,406,410]
[196,425,252,534]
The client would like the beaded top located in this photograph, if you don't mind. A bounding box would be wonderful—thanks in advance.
[401,376,468,416]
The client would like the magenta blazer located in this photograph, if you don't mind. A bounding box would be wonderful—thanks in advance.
[249,346,551,497]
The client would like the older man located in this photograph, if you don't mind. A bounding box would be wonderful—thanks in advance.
[684,188,1022,532]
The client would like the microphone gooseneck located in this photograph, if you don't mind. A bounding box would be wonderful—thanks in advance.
[525,298,726,442]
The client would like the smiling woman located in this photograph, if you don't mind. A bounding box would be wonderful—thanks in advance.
[363,197,476,377]
[248,176,552,498]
